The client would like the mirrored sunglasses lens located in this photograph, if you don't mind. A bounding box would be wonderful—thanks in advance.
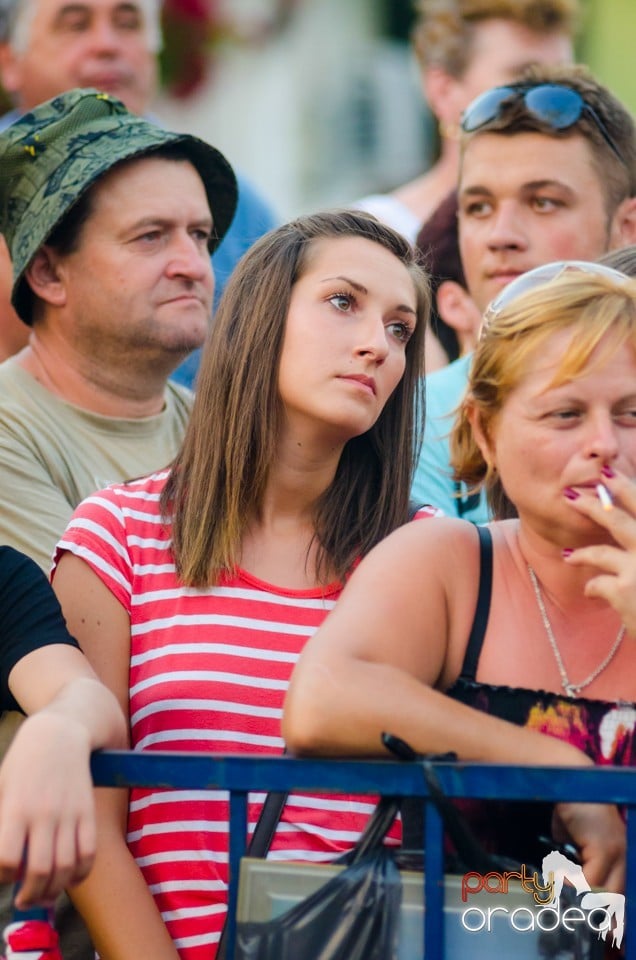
[461,86,517,132]
[524,85,582,129]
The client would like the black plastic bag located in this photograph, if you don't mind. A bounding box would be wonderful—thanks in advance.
[235,845,402,960]
[226,745,607,960]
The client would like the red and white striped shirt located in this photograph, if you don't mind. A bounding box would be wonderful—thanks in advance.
[54,471,440,959]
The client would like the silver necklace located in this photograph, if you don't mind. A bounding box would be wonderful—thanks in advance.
[527,565,625,698]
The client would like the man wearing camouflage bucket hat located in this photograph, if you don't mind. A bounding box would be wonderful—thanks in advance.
[0,85,237,571]
[0,86,236,957]
[2,87,237,322]
[0,0,278,386]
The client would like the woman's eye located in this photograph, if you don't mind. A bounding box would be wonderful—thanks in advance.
[551,409,581,422]
[387,321,413,343]
[328,293,354,311]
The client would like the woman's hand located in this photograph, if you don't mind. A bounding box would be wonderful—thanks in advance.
[552,801,625,893]
[0,711,96,908]
[564,469,636,635]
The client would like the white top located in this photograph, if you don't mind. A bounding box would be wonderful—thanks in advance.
[353,193,421,244]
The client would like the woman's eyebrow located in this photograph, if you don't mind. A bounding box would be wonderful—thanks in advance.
[320,275,367,293]
[320,275,416,315]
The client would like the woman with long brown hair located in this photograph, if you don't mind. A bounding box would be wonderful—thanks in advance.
[49,210,434,960]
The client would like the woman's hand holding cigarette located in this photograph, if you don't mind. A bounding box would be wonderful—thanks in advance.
[564,468,636,635]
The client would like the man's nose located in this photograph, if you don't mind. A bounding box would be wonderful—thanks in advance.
[486,203,528,251]
[166,233,211,282]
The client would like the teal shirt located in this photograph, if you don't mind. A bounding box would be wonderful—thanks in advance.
[411,353,489,523]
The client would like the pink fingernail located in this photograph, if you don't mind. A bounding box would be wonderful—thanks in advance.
[562,548,573,558]
[601,464,616,479]
[564,487,580,500]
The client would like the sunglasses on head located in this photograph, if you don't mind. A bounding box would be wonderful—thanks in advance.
[461,82,625,166]
[480,260,629,336]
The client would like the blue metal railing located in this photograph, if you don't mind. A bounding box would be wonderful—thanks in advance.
[90,752,636,958]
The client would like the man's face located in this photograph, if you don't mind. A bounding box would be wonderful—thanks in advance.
[0,0,157,114]
[458,131,620,313]
[48,156,214,366]
[458,20,573,110]
[440,20,572,128]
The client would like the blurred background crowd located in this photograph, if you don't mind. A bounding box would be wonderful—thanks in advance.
[0,0,619,220]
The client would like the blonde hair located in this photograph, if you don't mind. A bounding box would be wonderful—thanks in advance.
[412,0,579,76]
[451,271,636,518]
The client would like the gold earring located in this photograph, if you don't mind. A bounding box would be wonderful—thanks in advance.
[439,120,460,141]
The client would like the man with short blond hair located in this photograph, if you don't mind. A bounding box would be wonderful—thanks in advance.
[356,0,578,239]
[412,63,636,520]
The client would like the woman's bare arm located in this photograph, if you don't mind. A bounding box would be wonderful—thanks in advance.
[53,553,180,960]
[284,519,586,765]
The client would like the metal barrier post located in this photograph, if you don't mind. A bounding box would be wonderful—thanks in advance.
[626,806,636,958]
[226,791,248,960]
[424,801,444,960]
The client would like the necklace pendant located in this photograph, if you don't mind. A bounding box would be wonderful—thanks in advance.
[528,564,626,700]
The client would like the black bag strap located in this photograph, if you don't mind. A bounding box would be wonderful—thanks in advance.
[217,780,405,955]
[216,789,288,958]
[419,758,498,874]
[246,789,288,858]
[382,732,516,875]
[346,795,401,864]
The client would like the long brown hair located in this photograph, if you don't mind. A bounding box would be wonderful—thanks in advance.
[162,210,431,586]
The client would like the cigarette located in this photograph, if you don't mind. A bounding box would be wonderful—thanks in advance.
[596,483,613,511]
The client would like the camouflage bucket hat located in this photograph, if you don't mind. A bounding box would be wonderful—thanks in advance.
[0,88,239,323]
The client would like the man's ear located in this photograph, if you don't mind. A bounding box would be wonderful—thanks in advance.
[609,196,636,248]
[422,66,463,134]
[0,42,23,96]
[436,281,482,353]
[24,247,68,308]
